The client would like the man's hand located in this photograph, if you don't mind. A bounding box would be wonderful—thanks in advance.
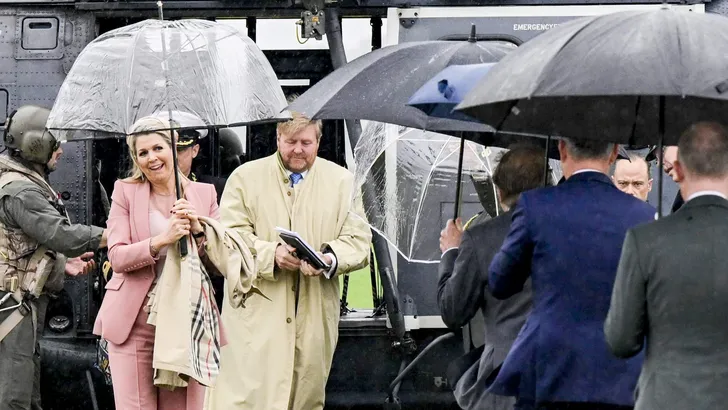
[65,252,96,276]
[439,218,463,253]
[300,253,333,277]
[275,245,301,271]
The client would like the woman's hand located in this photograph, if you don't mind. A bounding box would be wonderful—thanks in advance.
[163,212,191,245]
[172,199,203,235]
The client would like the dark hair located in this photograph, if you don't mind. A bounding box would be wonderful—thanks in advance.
[678,122,728,178]
[492,144,550,207]
[614,153,651,179]
[563,137,614,160]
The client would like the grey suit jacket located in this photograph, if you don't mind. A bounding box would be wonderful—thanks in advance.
[605,194,728,410]
[438,210,532,410]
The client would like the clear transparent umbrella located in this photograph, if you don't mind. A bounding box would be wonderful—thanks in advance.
[46,17,289,257]
[351,121,562,264]
[46,18,289,140]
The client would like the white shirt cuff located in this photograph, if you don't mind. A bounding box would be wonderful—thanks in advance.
[324,253,337,279]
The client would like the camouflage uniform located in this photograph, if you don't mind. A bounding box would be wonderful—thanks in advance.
[0,155,103,410]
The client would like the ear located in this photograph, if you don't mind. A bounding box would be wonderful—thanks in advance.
[607,144,619,165]
[191,144,200,159]
[557,140,568,162]
[647,178,653,192]
[673,159,686,183]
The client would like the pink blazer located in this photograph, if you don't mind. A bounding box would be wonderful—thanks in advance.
[93,179,220,345]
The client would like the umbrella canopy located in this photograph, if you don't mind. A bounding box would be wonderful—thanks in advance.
[286,26,515,134]
[351,121,563,263]
[408,62,561,160]
[47,18,288,140]
[456,7,728,146]
[408,62,495,123]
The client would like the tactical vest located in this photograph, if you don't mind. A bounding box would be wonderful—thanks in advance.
[0,162,66,298]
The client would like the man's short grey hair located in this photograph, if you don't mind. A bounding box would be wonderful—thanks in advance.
[678,122,728,178]
[563,137,615,160]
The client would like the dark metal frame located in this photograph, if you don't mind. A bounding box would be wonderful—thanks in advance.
[0,0,684,18]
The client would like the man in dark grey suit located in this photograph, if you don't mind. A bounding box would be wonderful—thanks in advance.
[605,121,728,410]
[438,144,550,410]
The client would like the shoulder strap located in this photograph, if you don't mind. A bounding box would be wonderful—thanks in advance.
[0,171,33,191]
[0,166,68,221]
[0,157,57,197]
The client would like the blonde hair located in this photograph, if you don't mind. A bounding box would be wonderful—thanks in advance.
[124,116,188,187]
[276,111,322,141]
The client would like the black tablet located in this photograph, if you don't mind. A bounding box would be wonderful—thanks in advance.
[276,228,331,272]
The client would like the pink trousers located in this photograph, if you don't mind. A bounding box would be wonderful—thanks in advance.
[107,306,205,410]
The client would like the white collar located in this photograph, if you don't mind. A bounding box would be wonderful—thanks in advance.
[573,169,603,175]
[687,190,727,201]
[287,170,308,178]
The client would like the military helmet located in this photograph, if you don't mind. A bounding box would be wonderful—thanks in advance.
[219,128,245,175]
[3,105,59,165]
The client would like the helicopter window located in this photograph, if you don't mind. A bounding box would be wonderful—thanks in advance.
[21,17,59,50]
[0,89,7,126]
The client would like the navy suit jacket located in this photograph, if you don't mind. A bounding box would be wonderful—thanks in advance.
[487,171,655,406]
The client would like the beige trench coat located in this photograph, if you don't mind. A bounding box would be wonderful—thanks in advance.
[204,153,372,410]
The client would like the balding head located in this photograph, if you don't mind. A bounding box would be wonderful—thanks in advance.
[672,122,728,200]
[677,122,728,178]
[612,154,652,201]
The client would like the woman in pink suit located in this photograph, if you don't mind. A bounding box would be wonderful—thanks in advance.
[93,116,220,410]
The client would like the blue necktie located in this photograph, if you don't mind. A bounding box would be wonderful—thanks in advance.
[290,172,303,187]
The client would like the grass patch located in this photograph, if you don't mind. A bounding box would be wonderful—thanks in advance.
[339,265,375,309]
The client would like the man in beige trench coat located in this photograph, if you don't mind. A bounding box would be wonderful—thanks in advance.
[204,112,372,410]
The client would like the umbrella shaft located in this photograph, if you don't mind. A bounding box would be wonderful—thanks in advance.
[453,137,465,220]
[657,96,665,219]
[544,135,551,186]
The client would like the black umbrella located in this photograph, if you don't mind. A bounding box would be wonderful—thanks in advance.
[287,25,515,134]
[456,7,728,146]
[456,7,728,216]
[291,25,553,221]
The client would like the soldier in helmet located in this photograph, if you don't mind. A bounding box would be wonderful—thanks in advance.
[0,105,107,410]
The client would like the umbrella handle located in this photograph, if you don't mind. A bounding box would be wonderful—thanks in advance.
[173,168,188,257]
[170,132,187,257]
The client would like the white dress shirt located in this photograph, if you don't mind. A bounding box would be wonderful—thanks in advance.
[572,168,603,175]
[687,190,728,201]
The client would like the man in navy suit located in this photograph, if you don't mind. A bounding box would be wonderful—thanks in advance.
[487,138,655,410]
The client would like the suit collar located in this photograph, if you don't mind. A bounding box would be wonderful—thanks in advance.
[679,194,728,212]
